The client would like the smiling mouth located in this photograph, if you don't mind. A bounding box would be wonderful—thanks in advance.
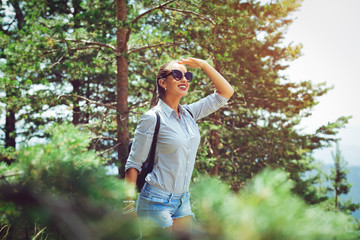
[178,85,187,90]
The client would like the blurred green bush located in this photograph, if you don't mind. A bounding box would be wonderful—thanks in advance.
[0,123,358,239]
[0,124,146,239]
[191,170,359,240]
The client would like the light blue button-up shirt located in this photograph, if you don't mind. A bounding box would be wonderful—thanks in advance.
[125,92,229,194]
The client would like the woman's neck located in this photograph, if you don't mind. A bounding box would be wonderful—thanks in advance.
[162,96,181,114]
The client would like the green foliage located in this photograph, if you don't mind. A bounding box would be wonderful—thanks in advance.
[1,124,358,239]
[191,169,359,240]
[329,143,352,196]
[0,123,144,239]
[325,144,360,214]
[1,0,120,159]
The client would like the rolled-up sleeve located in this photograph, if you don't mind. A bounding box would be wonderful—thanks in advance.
[125,111,157,173]
[186,92,229,121]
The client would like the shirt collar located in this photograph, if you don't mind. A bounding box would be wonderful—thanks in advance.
[157,99,183,118]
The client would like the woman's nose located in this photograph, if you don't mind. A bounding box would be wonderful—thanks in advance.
[180,75,188,82]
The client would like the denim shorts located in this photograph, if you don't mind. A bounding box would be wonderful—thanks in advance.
[136,183,195,229]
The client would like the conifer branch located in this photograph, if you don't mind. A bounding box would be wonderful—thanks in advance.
[50,50,68,68]
[163,7,215,25]
[97,143,120,156]
[62,39,117,52]
[131,0,176,25]
[127,41,185,54]
[0,171,23,179]
[91,136,118,141]
[59,95,116,110]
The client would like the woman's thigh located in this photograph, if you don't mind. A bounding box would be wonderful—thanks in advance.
[173,215,192,233]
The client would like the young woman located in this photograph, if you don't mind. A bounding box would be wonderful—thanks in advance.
[125,57,234,233]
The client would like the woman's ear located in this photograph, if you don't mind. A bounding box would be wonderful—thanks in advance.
[159,79,166,89]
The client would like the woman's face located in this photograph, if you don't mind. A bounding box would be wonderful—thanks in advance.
[162,63,190,98]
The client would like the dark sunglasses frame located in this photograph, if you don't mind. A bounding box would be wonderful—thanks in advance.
[164,69,193,82]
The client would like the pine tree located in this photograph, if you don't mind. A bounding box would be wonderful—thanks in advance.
[328,143,359,214]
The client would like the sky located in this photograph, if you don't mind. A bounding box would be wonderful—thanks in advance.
[283,0,360,165]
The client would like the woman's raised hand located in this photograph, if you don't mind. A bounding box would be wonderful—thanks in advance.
[178,57,207,69]
[179,57,234,99]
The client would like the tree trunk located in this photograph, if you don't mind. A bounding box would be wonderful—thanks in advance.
[71,79,81,125]
[335,161,340,210]
[2,0,25,161]
[84,79,90,123]
[116,0,129,178]
[71,2,81,126]
[5,106,16,149]
[210,125,220,176]
[4,89,17,164]
[335,188,338,211]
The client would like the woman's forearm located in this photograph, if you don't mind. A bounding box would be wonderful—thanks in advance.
[178,57,234,99]
[125,168,139,186]
[125,168,139,201]
[201,62,234,99]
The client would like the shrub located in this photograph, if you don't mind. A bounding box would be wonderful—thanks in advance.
[0,123,358,239]
[191,169,359,240]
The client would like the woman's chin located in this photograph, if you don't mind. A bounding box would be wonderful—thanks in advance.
[179,91,188,97]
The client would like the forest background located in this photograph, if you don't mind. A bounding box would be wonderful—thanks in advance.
[0,0,359,239]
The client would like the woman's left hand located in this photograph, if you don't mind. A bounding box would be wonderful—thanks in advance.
[179,57,234,99]
[178,57,207,69]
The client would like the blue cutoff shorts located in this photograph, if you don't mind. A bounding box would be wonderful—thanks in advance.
[136,183,195,229]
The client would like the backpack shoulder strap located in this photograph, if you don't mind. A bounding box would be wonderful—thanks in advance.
[154,112,160,134]
[147,111,160,166]
[153,111,160,139]
[185,108,194,119]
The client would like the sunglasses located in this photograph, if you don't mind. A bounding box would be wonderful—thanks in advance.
[164,69,193,82]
